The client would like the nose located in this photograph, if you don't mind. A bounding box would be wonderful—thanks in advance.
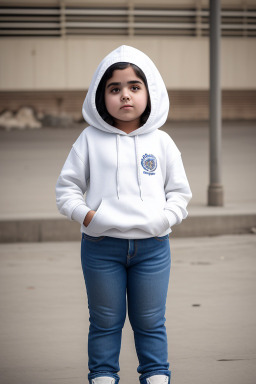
[121,89,130,101]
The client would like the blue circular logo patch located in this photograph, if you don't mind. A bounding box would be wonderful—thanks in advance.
[141,154,157,173]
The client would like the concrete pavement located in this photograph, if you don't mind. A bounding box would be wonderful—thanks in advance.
[0,121,255,241]
[0,234,255,384]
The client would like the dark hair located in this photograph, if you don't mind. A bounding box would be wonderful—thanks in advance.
[95,62,151,127]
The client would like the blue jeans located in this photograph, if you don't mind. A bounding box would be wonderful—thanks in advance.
[81,234,171,384]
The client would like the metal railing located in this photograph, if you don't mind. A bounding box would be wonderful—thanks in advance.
[0,6,255,37]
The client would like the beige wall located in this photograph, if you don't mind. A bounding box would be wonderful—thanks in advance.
[0,37,255,91]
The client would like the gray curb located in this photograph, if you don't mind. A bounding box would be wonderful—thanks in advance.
[0,214,255,243]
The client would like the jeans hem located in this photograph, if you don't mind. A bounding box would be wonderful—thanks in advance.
[88,372,120,383]
[139,370,171,384]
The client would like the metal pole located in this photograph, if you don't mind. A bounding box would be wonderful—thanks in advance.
[208,0,224,206]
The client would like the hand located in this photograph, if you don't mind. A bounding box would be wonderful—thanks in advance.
[83,210,96,227]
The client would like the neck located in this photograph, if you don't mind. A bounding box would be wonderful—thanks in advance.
[114,119,140,134]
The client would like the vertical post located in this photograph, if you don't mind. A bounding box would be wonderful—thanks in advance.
[208,0,224,206]
[128,0,134,37]
[60,0,66,38]
[196,0,202,38]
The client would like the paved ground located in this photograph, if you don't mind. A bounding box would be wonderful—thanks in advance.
[0,234,255,384]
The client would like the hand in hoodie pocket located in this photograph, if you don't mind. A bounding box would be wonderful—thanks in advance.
[83,210,96,227]
[86,196,170,237]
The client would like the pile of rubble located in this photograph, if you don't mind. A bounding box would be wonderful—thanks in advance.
[0,107,42,130]
[0,107,81,130]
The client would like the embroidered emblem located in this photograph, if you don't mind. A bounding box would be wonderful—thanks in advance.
[141,154,157,175]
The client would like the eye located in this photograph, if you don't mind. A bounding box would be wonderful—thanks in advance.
[110,87,120,94]
[131,85,140,91]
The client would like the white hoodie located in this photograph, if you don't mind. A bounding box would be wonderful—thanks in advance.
[56,45,192,239]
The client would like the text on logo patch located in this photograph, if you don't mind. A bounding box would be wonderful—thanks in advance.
[141,154,157,175]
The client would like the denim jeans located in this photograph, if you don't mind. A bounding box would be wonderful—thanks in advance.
[81,234,171,384]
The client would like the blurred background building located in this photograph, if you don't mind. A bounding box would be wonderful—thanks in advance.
[0,0,255,124]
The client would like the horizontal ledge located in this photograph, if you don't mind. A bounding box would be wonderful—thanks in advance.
[1,22,255,30]
[0,214,255,243]
[1,8,256,18]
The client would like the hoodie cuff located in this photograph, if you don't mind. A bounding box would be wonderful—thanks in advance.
[71,205,91,225]
[164,209,178,228]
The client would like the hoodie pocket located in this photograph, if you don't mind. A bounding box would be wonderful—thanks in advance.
[86,196,169,237]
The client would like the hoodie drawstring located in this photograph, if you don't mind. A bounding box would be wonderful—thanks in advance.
[135,135,143,200]
[116,134,143,201]
[116,134,120,199]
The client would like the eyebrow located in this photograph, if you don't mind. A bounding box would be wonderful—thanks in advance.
[106,80,142,88]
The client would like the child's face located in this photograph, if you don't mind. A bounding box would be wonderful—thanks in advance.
[104,66,148,132]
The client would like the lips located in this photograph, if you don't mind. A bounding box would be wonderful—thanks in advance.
[121,105,133,109]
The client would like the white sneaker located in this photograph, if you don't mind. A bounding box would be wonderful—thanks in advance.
[146,375,169,384]
[92,377,115,384]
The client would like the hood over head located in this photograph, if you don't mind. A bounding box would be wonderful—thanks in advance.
[82,45,169,136]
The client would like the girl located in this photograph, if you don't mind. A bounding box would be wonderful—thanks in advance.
[56,45,192,384]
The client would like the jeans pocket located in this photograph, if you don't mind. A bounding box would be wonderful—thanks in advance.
[82,233,105,242]
[154,234,170,242]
